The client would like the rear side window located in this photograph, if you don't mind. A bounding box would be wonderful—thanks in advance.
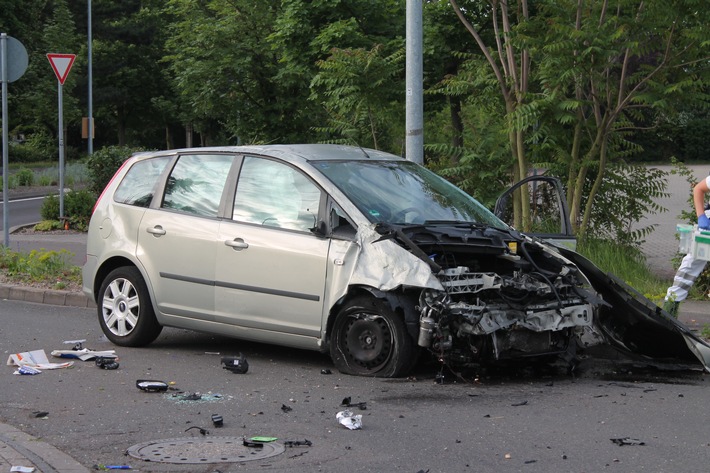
[161,154,234,217]
[114,157,170,207]
[233,156,322,231]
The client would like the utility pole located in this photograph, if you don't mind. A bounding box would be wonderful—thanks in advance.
[88,0,94,154]
[405,0,423,164]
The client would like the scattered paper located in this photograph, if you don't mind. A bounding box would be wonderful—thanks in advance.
[11,466,36,472]
[336,410,362,430]
[14,366,42,376]
[7,350,73,370]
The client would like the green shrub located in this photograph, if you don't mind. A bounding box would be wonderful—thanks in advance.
[8,131,56,163]
[34,220,63,231]
[40,194,60,220]
[16,168,34,186]
[65,189,97,230]
[87,145,145,195]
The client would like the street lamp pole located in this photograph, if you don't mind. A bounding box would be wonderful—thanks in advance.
[87,0,93,154]
[405,0,423,164]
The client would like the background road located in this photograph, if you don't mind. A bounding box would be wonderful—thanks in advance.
[1,300,709,473]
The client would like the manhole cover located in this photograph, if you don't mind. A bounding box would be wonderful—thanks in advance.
[126,437,285,464]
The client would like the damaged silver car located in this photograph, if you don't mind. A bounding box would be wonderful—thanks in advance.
[82,144,710,377]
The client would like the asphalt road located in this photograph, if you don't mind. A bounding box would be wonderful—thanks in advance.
[2,300,709,473]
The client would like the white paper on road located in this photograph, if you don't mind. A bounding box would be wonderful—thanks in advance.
[336,410,363,430]
[7,349,73,369]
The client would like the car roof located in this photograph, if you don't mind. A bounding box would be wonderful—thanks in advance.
[132,144,406,164]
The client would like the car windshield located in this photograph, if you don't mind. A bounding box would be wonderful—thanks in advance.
[312,160,507,228]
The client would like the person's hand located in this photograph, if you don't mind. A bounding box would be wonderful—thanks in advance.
[698,214,710,230]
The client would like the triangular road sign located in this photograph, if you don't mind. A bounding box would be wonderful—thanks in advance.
[47,53,76,85]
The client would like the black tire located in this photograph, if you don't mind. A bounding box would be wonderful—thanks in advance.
[329,295,416,377]
[97,266,162,347]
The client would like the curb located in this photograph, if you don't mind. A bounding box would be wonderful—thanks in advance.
[0,284,95,308]
[0,422,91,473]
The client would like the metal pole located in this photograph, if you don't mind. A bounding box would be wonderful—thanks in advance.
[58,81,65,219]
[88,0,93,154]
[1,33,9,246]
[405,0,423,164]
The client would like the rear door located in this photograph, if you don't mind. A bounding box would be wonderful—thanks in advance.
[137,153,236,320]
[494,175,576,250]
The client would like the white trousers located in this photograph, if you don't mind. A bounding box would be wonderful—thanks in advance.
[665,252,707,302]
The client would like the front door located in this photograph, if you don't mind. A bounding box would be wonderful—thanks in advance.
[214,156,329,338]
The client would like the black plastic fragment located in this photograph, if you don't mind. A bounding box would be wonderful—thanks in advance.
[281,404,293,413]
[610,437,645,446]
[243,438,264,448]
[340,397,367,410]
[95,356,119,370]
[284,439,313,447]
[185,426,209,435]
[211,414,223,427]
[221,354,249,374]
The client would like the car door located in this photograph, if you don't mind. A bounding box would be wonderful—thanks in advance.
[214,156,329,338]
[494,175,576,250]
[136,153,235,320]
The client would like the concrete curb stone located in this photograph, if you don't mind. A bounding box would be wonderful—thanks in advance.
[0,284,95,308]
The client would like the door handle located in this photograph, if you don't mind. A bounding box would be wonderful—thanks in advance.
[224,238,249,250]
[146,225,166,236]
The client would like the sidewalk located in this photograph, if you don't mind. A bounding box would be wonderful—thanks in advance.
[0,423,90,473]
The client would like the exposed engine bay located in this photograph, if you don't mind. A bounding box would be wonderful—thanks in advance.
[372,222,710,371]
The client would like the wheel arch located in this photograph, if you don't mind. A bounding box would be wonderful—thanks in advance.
[93,256,158,317]
[325,285,421,345]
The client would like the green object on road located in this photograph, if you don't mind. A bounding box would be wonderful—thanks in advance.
[249,436,278,442]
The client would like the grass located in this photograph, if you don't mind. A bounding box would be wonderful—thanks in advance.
[575,238,670,303]
[0,246,81,291]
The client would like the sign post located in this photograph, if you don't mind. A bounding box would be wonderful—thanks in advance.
[46,53,76,220]
[1,33,29,247]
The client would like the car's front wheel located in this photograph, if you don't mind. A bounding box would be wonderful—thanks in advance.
[329,296,416,377]
[97,266,162,347]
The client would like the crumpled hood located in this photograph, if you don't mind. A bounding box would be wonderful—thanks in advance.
[559,247,710,372]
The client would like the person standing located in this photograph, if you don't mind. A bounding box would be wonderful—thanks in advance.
[663,175,710,317]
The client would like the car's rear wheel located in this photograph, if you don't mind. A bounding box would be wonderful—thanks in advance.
[330,296,416,377]
[98,266,162,347]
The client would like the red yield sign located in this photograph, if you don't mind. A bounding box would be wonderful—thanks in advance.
[47,53,76,85]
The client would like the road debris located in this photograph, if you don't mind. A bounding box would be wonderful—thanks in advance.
[7,349,73,370]
[211,414,223,427]
[51,340,117,361]
[221,354,249,373]
[136,380,168,392]
[284,439,312,447]
[95,356,119,370]
[341,396,367,410]
[337,410,362,430]
[610,437,645,446]
[185,426,209,435]
[281,404,293,413]
[10,466,35,472]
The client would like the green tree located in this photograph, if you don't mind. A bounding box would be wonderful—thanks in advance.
[310,43,405,151]
[447,0,709,240]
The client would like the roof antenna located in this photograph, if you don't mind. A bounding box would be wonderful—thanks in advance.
[350,138,371,159]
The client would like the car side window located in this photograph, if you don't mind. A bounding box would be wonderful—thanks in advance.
[233,156,322,232]
[161,154,234,217]
[114,157,171,207]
